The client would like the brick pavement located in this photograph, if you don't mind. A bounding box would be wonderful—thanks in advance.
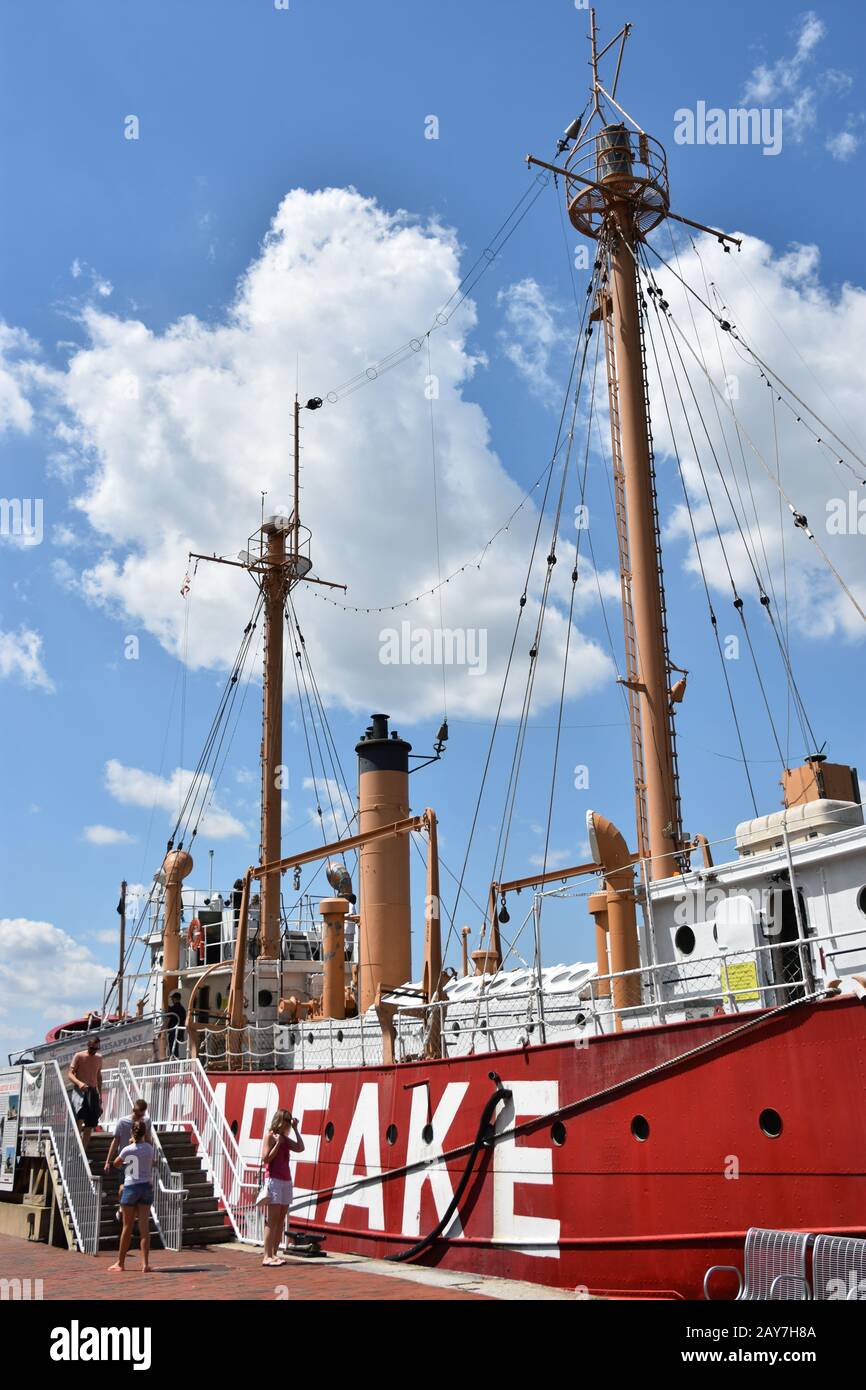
[0,1234,490,1301]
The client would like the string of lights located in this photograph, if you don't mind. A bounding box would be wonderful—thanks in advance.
[316,172,551,407]
[300,450,563,614]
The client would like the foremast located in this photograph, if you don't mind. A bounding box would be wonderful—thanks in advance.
[190,392,342,962]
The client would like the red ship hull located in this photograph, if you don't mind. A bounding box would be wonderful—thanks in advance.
[210,995,866,1298]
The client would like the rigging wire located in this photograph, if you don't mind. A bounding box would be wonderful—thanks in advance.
[537,320,601,884]
[318,173,551,407]
[168,591,265,850]
[635,243,820,763]
[300,449,569,615]
[771,384,792,761]
[639,258,789,774]
[426,336,447,723]
[287,595,356,840]
[641,244,866,628]
[657,230,820,757]
[488,260,604,909]
[287,599,326,842]
[441,262,601,972]
[178,577,192,819]
[638,257,759,813]
[641,238,866,483]
[721,242,866,460]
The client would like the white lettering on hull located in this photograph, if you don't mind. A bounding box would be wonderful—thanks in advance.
[226,1073,562,1252]
[238,1081,281,1166]
[401,1081,469,1238]
[493,1080,560,1259]
[290,1082,331,1218]
[325,1082,385,1229]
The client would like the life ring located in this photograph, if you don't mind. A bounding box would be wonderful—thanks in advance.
[188,918,205,961]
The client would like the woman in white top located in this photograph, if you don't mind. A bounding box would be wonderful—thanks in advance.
[107,1118,157,1273]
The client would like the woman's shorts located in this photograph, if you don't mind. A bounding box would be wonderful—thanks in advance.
[266,1177,293,1207]
[120,1182,154,1206]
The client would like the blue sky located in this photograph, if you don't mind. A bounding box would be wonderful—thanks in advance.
[1,0,865,1058]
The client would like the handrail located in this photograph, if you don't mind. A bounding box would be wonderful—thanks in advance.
[122,1058,261,1242]
[19,1061,103,1253]
[103,1061,187,1251]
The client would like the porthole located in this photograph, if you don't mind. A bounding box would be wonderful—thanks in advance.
[422,1123,434,1145]
[674,926,696,956]
[450,1021,461,1034]
[386,1124,398,1146]
[324,1122,335,1143]
[258,989,273,1008]
[574,1012,586,1029]
[306,1032,314,1045]
[551,1121,567,1147]
[631,1114,650,1142]
[857,886,866,917]
[336,1029,344,1043]
[759,1108,783,1138]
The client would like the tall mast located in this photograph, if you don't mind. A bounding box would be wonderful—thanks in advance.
[190,392,344,962]
[259,511,288,959]
[602,199,682,876]
[526,9,730,878]
[259,393,323,957]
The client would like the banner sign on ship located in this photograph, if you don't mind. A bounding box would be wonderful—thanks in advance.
[21,1066,44,1120]
[0,1068,23,1192]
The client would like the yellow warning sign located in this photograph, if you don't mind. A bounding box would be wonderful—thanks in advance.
[721,959,761,1003]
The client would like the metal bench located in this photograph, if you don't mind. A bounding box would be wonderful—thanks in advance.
[704,1227,812,1300]
[812,1234,866,1301]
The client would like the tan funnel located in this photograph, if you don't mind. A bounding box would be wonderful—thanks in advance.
[160,847,194,1014]
[356,714,412,1013]
[320,896,350,1020]
[586,811,639,1029]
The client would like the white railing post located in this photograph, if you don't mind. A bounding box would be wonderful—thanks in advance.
[20,1062,103,1254]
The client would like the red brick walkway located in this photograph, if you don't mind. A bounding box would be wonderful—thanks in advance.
[0,1235,489,1301]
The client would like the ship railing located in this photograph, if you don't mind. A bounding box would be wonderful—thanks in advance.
[18,1060,103,1254]
[102,1061,187,1251]
[197,1013,378,1072]
[182,926,865,1069]
[404,928,864,1054]
[118,1057,262,1243]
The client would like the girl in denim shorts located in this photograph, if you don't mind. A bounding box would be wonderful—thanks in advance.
[108,1117,157,1273]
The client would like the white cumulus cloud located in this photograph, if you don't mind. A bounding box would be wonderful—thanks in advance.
[0,918,114,1051]
[0,626,55,691]
[104,758,247,840]
[741,12,858,146]
[37,187,612,723]
[83,824,137,846]
[497,277,570,404]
